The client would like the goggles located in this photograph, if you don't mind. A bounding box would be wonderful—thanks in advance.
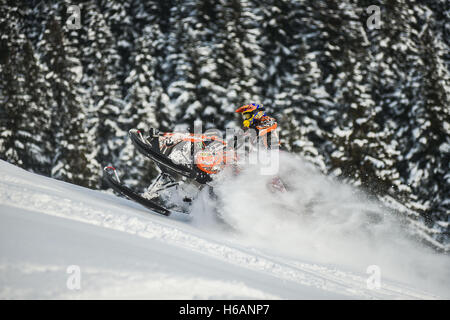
[242,112,253,120]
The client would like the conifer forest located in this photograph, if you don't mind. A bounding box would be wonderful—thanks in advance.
[0,0,449,250]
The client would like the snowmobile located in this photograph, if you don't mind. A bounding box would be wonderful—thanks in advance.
[103,128,286,216]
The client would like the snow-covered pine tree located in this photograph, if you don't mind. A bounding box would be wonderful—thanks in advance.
[361,2,443,233]
[78,1,124,172]
[97,0,136,89]
[257,0,329,170]
[256,0,294,110]
[213,0,263,128]
[124,0,174,133]
[162,1,204,132]
[0,4,51,174]
[182,0,228,130]
[404,6,450,241]
[119,23,166,188]
[38,14,99,188]
[314,1,401,195]
[350,0,449,245]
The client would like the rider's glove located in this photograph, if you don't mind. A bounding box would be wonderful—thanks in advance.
[243,120,250,128]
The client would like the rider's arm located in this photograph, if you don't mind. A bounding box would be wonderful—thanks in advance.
[256,116,277,136]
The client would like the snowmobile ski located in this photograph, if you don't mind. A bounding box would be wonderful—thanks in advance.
[103,166,173,216]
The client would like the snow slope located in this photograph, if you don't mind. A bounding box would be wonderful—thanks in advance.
[0,159,449,299]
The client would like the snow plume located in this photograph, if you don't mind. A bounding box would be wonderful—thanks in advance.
[195,151,450,297]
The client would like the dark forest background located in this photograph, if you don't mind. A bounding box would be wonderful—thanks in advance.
[0,0,449,250]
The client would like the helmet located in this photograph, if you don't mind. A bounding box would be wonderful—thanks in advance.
[235,104,264,120]
[235,104,257,114]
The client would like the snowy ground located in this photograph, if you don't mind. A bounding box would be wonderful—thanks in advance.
[0,159,449,299]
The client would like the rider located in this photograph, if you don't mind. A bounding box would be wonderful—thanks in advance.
[235,104,278,149]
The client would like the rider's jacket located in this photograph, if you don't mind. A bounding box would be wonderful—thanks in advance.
[246,112,278,149]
